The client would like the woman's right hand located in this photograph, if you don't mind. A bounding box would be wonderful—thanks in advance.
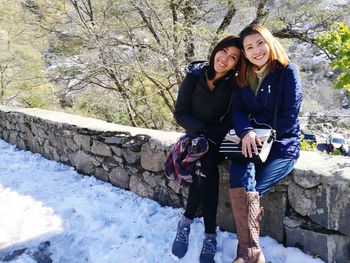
[241,130,262,158]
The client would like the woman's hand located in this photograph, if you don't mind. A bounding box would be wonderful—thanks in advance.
[241,130,262,158]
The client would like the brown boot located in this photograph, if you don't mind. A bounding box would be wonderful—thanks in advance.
[229,187,265,263]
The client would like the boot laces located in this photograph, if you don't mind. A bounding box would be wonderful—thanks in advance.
[175,225,190,243]
[201,238,216,255]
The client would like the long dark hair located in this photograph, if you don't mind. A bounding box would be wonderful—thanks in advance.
[207,35,242,80]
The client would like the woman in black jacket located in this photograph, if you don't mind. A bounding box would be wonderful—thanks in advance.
[172,36,241,263]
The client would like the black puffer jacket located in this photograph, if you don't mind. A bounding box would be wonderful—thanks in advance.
[174,61,238,145]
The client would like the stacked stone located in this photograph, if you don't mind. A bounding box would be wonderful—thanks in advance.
[0,106,349,263]
[0,106,185,209]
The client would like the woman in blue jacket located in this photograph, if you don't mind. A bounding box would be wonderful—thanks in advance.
[228,24,302,263]
[172,36,241,263]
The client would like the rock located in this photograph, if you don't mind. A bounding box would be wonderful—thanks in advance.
[285,219,350,263]
[91,140,112,157]
[0,241,52,263]
[288,183,317,216]
[73,150,96,174]
[154,187,182,207]
[283,216,302,228]
[110,146,123,157]
[32,241,53,263]
[94,168,109,182]
[167,180,181,194]
[129,175,154,199]
[73,134,91,151]
[1,248,27,261]
[101,134,128,145]
[140,138,168,172]
[293,170,321,188]
[309,184,350,236]
[65,137,79,151]
[122,150,140,164]
[142,171,158,188]
[102,157,122,170]
[216,176,233,232]
[260,187,288,243]
[109,167,129,189]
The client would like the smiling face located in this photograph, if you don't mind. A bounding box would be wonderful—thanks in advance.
[213,46,241,77]
[242,33,270,69]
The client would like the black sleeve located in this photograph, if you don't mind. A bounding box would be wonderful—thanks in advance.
[204,123,230,145]
[174,74,207,136]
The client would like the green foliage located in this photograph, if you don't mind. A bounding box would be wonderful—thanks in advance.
[19,84,56,108]
[2,0,346,131]
[72,94,122,124]
[329,149,343,156]
[0,0,54,107]
[112,71,177,129]
[300,135,317,151]
[53,37,86,57]
[316,22,350,94]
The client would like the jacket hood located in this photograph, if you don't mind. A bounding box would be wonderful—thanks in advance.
[185,60,235,81]
[185,61,208,77]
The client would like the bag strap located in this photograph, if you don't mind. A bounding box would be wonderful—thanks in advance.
[272,67,283,129]
[250,67,282,130]
[221,67,282,127]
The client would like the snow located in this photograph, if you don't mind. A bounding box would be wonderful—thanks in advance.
[0,139,325,263]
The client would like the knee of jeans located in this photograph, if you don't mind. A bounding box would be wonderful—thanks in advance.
[229,177,256,191]
[229,162,256,190]
[229,172,244,189]
[255,158,296,194]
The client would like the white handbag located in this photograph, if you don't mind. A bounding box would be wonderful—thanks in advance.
[219,128,276,163]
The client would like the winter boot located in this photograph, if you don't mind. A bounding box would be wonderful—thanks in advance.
[172,215,193,258]
[199,233,217,263]
[229,187,265,263]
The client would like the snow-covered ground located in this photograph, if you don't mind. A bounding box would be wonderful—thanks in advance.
[0,139,324,263]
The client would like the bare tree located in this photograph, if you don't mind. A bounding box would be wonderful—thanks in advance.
[20,0,348,129]
[27,0,239,128]
[0,0,51,107]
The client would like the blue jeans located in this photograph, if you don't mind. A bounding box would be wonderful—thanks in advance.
[229,157,296,196]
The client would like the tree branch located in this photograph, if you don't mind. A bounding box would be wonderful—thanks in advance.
[133,4,161,45]
[180,0,196,62]
[273,28,316,44]
[214,0,236,36]
[209,0,236,53]
[250,0,269,25]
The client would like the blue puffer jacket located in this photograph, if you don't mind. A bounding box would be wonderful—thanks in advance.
[232,63,302,159]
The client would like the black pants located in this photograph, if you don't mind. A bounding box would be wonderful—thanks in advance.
[183,144,221,234]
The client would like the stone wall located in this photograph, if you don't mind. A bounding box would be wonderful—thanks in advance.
[0,106,349,263]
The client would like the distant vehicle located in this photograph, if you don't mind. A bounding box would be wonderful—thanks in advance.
[301,130,317,144]
[326,133,349,154]
[303,133,317,144]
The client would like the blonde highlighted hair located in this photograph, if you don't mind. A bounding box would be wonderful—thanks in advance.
[236,24,289,87]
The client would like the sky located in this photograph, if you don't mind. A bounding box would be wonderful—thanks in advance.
[0,139,325,263]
